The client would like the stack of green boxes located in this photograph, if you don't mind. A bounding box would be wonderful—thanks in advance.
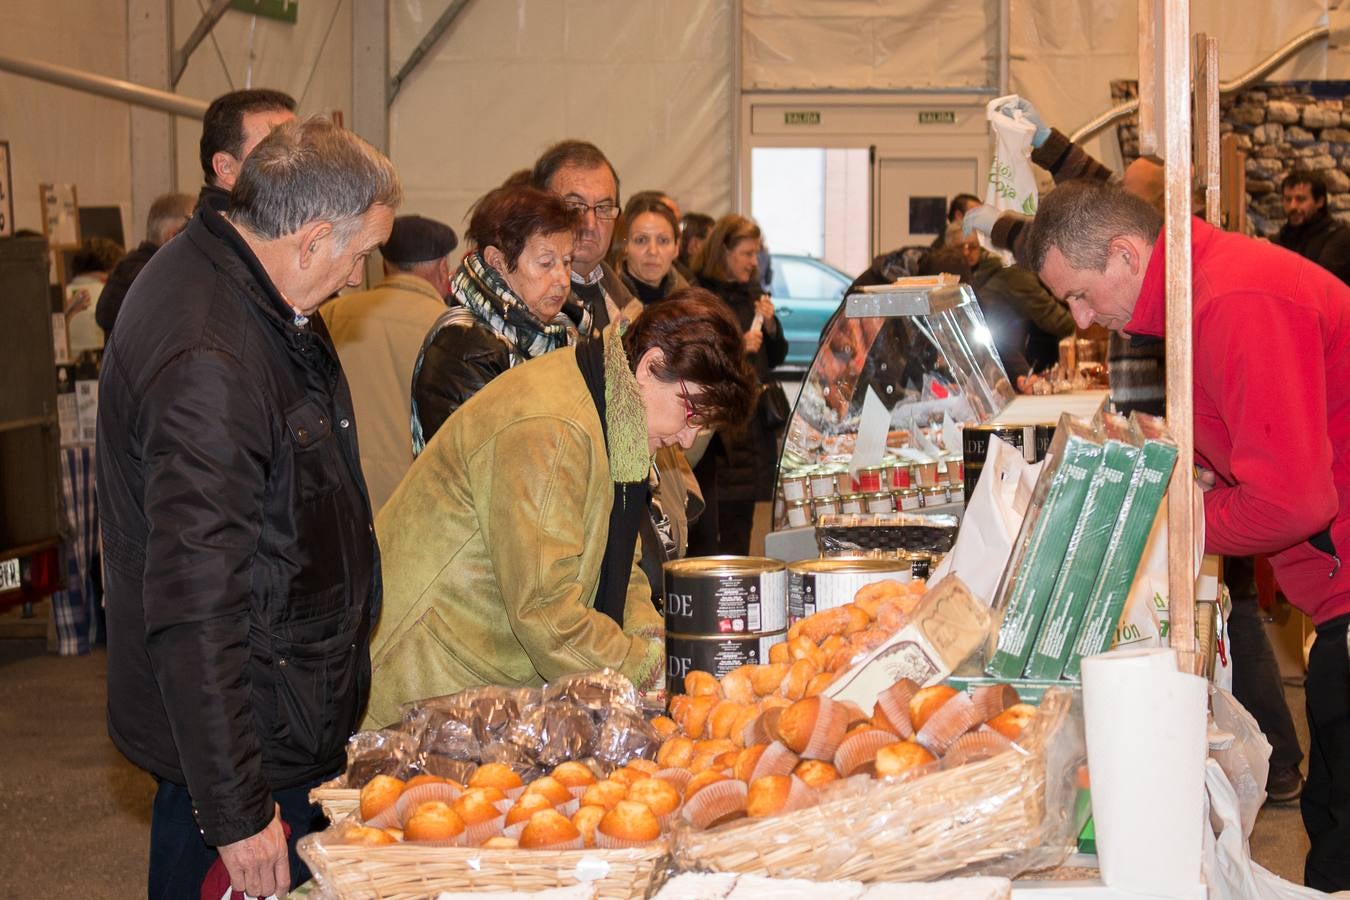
[983,411,1179,682]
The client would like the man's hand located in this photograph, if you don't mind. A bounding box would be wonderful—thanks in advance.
[1195,467,1217,493]
[1002,97,1051,148]
[218,805,289,899]
[962,204,1001,239]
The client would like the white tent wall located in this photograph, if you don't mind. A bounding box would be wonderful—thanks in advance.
[0,2,132,240]
[170,0,353,200]
[388,0,735,236]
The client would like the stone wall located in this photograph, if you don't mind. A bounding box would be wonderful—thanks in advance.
[1111,80,1350,236]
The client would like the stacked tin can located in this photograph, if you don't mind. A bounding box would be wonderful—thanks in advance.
[781,452,966,527]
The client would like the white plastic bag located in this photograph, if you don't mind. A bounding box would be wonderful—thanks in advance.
[1209,685,1272,839]
[985,95,1040,217]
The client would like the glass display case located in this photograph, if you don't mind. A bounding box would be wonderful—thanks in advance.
[773,274,1013,530]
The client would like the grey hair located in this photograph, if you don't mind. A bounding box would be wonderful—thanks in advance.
[146,192,196,245]
[1026,180,1162,273]
[229,116,402,242]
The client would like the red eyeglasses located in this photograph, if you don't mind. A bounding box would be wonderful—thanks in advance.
[679,379,697,424]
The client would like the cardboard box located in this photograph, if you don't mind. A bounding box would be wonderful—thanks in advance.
[1024,414,1140,679]
[985,414,1104,679]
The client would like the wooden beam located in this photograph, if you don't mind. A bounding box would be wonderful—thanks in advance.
[1138,0,1164,156]
[1194,34,1221,225]
[1159,0,1199,673]
[1220,133,1248,233]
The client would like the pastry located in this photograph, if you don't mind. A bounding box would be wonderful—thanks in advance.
[519,808,581,849]
[469,761,523,793]
[598,799,662,843]
[403,800,466,842]
[627,777,682,816]
[359,774,405,822]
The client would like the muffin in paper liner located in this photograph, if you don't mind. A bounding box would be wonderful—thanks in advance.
[653,767,692,793]
[970,683,1021,723]
[872,678,918,738]
[914,692,982,757]
[461,813,508,846]
[390,782,462,827]
[742,707,783,746]
[749,741,800,781]
[798,698,851,761]
[680,778,749,831]
[502,819,528,842]
[746,774,817,818]
[940,727,1018,769]
[833,727,901,777]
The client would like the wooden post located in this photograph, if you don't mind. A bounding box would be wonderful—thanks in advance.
[1138,0,1164,156]
[1193,34,1221,225]
[1156,0,1200,673]
[1220,133,1248,233]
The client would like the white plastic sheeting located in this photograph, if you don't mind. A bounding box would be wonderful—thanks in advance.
[742,0,997,90]
[171,0,353,195]
[388,0,734,238]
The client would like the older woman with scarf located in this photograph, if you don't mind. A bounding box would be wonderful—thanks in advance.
[364,291,756,724]
[411,185,578,453]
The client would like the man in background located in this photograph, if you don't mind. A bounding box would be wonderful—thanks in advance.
[95,192,195,335]
[1276,168,1350,284]
[532,140,638,334]
[321,214,457,512]
[197,88,297,212]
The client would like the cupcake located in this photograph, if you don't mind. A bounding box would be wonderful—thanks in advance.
[524,775,573,807]
[776,696,849,760]
[745,774,815,818]
[342,824,397,846]
[872,679,919,738]
[404,773,454,790]
[730,704,762,748]
[359,775,405,822]
[403,800,466,843]
[597,799,662,846]
[833,727,901,777]
[657,736,695,769]
[793,759,840,789]
[505,792,555,826]
[684,769,729,799]
[481,836,519,849]
[626,777,682,817]
[550,761,598,789]
[453,786,507,826]
[572,804,606,847]
[873,741,936,779]
[469,762,523,793]
[914,692,981,757]
[971,683,1022,723]
[680,779,748,830]
[626,758,660,776]
[941,728,1015,768]
[908,685,959,732]
[579,779,627,810]
[519,808,582,849]
[988,703,1037,741]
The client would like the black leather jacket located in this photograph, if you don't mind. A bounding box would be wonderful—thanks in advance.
[98,207,379,846]
[1275,207,1350,284]
[412,307,515,449]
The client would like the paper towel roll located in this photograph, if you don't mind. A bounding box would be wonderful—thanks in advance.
[1081,647,1208,899]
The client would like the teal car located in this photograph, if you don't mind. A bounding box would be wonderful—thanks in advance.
[769,253,853,368]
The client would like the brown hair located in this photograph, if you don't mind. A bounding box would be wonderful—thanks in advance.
[466,185,579,271]
[611,194,680,265]
[531,140,620,200]
[693,214,761,283]
[1026,180,1162,274]
[621,287,758,430]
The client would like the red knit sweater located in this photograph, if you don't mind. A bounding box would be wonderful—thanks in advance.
[1125,218,1350,624]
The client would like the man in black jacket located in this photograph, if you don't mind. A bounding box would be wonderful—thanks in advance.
[94,191,194,335]
[98,118,400,899]
[197,88,297,213]
[1276,168,1350,284]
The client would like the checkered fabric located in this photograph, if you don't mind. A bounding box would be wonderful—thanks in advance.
[52,445,99,655]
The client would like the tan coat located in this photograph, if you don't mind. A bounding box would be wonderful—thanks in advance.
[320,275,446,512]
[363,342,664,728]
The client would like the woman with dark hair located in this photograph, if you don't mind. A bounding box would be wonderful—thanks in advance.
[365,290,757,721]
[676,212,714,281]
[615,194,688,305]
[690,214,787,556]
[412,185,579,453]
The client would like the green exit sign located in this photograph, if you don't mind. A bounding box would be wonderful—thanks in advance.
[919,110,957,125]
[230,0,298,23]
[784,111,821,126]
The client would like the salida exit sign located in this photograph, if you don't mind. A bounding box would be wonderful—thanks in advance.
[918,110,957,124]
[783,111,822,126]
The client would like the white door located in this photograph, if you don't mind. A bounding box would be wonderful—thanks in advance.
[873,156,983,255]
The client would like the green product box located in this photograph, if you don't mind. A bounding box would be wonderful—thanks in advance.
[1024,414,1140,679]
[945,675,1080,706]
[1063,413,1179,681]
[985,414,1104,679]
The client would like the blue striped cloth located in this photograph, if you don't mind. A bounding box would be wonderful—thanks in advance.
[52,445,99,656]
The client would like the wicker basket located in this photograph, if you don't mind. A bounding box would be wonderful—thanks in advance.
[671,687,1078,884]
[310,781,359,823]
[299,829,669,900]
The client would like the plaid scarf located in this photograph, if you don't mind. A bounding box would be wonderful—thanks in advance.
[451,251,574,360]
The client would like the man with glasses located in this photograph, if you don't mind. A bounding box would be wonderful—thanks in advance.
[531,140,641,336]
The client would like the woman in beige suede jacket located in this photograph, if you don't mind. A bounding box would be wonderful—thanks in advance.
[363,290,756,727]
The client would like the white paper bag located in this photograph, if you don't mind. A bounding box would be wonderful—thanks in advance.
[985,94,1040,217]
[929,435,1041,606]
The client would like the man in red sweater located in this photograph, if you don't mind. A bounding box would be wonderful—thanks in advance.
[1026,179,1350,891]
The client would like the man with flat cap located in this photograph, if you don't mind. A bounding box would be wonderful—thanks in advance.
[322,215,456,511]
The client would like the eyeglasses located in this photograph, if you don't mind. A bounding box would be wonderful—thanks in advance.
[563,199,621,220]
[678,379,698,425]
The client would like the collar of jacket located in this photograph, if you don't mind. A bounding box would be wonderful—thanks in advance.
[197,182,231,214]
[1280,205,1337,242]
[1124,214,1217,341]
[572,263,606,287]
[191,206,334,356]
[601,323,650,484]
[377,272,447,304]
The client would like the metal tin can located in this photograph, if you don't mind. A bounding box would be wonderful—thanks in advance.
[923,485,949,507]
[888,462,912,489]
[808,469,836,499]
[943,454,964,486]
[780,474,810,502]
[853,465,885,494]
[666,630,788,690]
[663,556,788,636]
[831,466,853,496]
[787,558,914,623]
[864,490,895,513]
[901,551,936,581]
[913,457,941,487]
[897,488,922,511]
[786,498,811,528]
[839,493,864,514]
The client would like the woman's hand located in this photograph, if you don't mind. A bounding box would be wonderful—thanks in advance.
[755,294,778,333]
[744,328,764,353]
